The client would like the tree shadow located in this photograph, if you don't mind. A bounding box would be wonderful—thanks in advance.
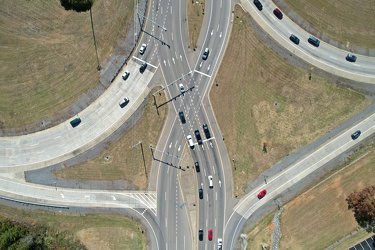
[60,0,93,12]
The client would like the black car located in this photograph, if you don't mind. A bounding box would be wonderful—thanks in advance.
[351,130,361,140]
[199,188,203,199]
[289,34,300,45]
[198,229,203,241]
[179,111,186,124]
[346,53,357,62]
[195,130,203,145]
[70,117,81,128]
[308,35,320,47]
[140,62,147,73]
[195,162,200,172]
[253,0,262,11]
[203,124,211,139]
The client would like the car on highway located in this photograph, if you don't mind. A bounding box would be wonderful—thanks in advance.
[273,8,283,19]
[203,124,211,139]
[119,97,130,108]
[289,34,300,45]
[140,62,147,73]
[139,43,147,55]
[199,188,203,199]
[195,130,203,145]
[179,111,186,124]
[208,175,213,188]
[202,48,209,60]
[257,189,267,199]
[308,35,320,47]
[346,53,357,62]
[187,135,194,149]
[208,229,213,241]
[122,70,130,80]
[218,238,223,249]
[351,130,361,140]
[195,161,200,172]
[179,83,185,94]
[253,0,262,10]
[199,229,203,241]
[70,117,81,128]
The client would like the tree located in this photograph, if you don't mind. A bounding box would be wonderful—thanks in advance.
[60,0,94,12]
[346,185,375,232]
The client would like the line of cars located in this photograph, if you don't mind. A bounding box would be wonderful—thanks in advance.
[253,0,358,62]
[185,124,211,149]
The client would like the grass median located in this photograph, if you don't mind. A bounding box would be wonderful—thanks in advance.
[210,5,370,197]
[187,0,205,50]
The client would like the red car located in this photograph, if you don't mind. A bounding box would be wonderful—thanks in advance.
[257,189,267,199]
[208,229,213,241]
[273,8,283,19]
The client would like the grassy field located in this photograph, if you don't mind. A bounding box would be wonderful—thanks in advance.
[209,6,370,197]
[0,204,146,250]
[281,0,375,49]
[187,0,205,49]
[279,144,375,249]
[54,87,168,190]
[0,0,134,128]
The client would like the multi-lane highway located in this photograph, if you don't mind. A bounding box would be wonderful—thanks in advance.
[141,0,233,248]
[1,0,375,249]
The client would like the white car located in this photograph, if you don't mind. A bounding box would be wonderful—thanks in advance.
[208,175,213,188]
[139,43,147,55]
[187,135,194,148]
[217,238,223,249]
[179,83,185,94]
[122,71,130,80]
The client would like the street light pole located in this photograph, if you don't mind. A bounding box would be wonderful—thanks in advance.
[137,12,167,31]
[149,145,182,161]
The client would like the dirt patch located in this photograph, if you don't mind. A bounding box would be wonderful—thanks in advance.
[77,227,140,250]
[209,6,370,197]
[245,213,273,250]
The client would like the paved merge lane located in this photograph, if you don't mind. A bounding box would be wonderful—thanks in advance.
[0,64,153,170]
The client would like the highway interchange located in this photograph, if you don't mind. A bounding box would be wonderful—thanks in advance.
[1,0,375,249]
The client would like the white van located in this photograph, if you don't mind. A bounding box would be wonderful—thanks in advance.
[187,135,194,149]
[208,175,213,188]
